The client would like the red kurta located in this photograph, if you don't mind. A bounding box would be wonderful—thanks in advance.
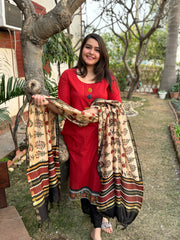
[58,68,121,203]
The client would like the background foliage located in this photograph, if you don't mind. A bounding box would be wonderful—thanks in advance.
[42,31,77,76]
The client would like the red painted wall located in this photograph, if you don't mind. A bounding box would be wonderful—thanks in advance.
[15,31,24,77]
[32,1,46,15]
[0,30,14,48]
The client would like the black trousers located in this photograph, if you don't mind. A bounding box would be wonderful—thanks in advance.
[81,199,103,228]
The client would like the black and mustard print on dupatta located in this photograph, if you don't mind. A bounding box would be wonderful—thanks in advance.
[26,102,61,225]
[26,97,98,224]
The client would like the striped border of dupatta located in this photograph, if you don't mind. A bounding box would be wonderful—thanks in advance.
[26,103,61,225]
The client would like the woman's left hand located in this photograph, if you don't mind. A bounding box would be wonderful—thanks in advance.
[83,107,98,115]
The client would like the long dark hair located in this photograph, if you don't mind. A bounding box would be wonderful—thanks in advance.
[75,33,113,89]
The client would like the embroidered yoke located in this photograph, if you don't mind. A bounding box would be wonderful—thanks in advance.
[26,97,143,226]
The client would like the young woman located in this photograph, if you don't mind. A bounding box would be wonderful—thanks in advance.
[33,33,121,240]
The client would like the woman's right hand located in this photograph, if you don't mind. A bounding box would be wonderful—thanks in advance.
[32,95,64,115]
[32,95,49,106]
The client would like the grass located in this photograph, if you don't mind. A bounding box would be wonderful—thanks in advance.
[5,93,180,240]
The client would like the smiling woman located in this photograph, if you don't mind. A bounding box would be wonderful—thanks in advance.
[31,32,144,240]
[31,32,142,239]
[82,39,100,67]
[32,33,122,240]
[57,35,122,240]
[77,38,100,83]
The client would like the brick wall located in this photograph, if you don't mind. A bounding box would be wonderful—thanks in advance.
[0,30,14,48]
[15,31,24,77]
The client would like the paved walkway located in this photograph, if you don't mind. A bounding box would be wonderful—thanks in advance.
[0,124,26,159]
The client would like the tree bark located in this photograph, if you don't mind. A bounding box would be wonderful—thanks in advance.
[160,0,180,91]
[13,0,85,100]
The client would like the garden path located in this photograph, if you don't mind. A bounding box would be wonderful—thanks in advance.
[3,93,180,240]
[0,124,26,159]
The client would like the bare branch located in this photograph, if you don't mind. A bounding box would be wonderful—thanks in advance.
[99,0,168,98]
[143,0,168,39]
[67,0,86,15]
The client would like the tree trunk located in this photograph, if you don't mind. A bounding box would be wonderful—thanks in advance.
[13,0,85,100]
[160,0,180,91]
[127,77,138,99]
[22,38,48,100]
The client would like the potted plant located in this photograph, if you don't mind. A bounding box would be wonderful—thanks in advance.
[151,67,161,94]
[152,85,159,94]
[170,83,179,99]
[158,90,167,99]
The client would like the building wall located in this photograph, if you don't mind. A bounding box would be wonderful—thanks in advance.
[70,7,82,52]
[0,30,21,116]
[33,0,55,12]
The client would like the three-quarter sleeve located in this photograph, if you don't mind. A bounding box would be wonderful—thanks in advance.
[108,79,122,103]
[58,70,71,105]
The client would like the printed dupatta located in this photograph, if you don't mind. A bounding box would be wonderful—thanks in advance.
[26,96,143,227]
[26,103,61,225]
[92,99,143,228]
[26,98,98,225]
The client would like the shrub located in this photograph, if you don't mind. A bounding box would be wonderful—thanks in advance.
[139,65,162,87]
[111,63,129,91]
[175,124,180,141]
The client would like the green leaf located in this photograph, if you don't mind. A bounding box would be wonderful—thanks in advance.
[42,31,77,76]
[0,75,25,104]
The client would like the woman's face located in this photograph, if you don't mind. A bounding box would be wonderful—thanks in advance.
[81,38,100,66]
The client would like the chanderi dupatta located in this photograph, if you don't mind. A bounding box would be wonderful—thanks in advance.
[26,102,61,225]
[26,98,98,224]
[26,97,143,226]
[92,99,143,228]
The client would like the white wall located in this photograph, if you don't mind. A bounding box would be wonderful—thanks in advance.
[0,48,18,78]
[0,48,24,116]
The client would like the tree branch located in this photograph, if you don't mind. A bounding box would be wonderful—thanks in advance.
[143,0,167,40]
[13,0,36,19]
[14,0,86,45]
